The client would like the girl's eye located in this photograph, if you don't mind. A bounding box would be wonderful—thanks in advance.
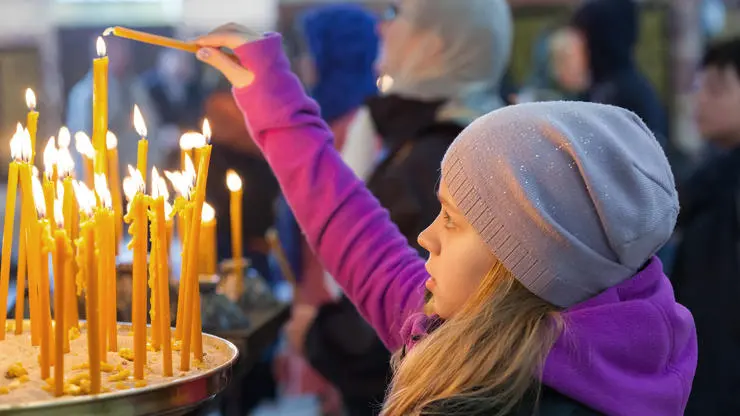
[442,210,454,229]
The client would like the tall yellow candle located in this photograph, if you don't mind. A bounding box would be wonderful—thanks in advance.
[75,132,96,189]
[181,132,211,370]
[42,137,58,229]
[94,173,114,360]
[226,170,244,297]
[104,209,117,352]
[57,148,79,337]
[106,131,123,251]
[14,215,26,336]
[174,202,191,341]
[92,37,108,176]
[0,131,22,339]
[18,131,42,345]
[52,214,70,397]
[123,166,147,380]
[133,105,149,186]
[25,88,38,163]
[80,212,101,394]
[31,174,52,380]
[198,203,217,275]
[151,170,173,375]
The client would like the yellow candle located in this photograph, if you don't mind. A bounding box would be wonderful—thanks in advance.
[43,137,58,230]
[198,203,217,275]
[81,215,101,394]
[148,221,161,351]
[105,210,117,352]
[14,214,26,335]
[106,132,123,251]
[93,174,115,359]
[61,175,79,337]
[123,167,147,379]
[31,172,53,375]
[18,138,42,345]
[226,170,244,296]
[174,202,191,341]
[92,37,108,176]
[133,105,149,186]
[181,138,211,370]
[0,153,20,338]
[25,89,38,163]
[151,171,173,375]
[52,223,70,397]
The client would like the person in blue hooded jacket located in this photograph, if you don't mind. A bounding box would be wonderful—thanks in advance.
[565,0,668,147]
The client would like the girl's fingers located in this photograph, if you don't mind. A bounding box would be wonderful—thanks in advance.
[196,47,255,88]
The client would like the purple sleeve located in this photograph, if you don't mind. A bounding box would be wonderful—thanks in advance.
[231,33,428,350]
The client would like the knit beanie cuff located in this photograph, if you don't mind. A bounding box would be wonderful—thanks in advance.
[442,147,594,308]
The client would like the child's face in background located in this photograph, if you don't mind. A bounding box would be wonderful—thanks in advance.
[694,65,740,147]
[418,181,495,319]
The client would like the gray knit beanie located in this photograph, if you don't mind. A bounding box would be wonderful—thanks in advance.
[442,101,678,307]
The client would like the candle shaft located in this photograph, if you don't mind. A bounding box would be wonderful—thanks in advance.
[14,217,26,335]
[94,212,108,361]
[108,27,199,53]
[105,212,117,351]
[130,195,148,379]
[53,230,68,396]
[92,56,108,175]
[174,206,191,340]
[137,139,148,187]
[0,163,19,338]
[107,147,123,251]
[230,187,244,296]
[83,157,95,189]
[27,111,39,163]
[19,165,41,345]
[83,221,101,394]
[154,198,173,376]
[180,146,211,370]
[38,220,52,380]
[62,178,79,335]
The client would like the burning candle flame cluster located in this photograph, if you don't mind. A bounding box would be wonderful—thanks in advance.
[0,82,227,398]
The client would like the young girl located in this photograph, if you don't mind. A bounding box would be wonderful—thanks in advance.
[194,24,698,416]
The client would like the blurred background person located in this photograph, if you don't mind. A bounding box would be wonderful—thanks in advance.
[66,34,160,180]
[564,0,668,147]
[273,3,380,415]
[671,37,740,416]
[141,48,205,150]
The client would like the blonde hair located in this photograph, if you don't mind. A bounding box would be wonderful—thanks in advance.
[381,261,564,415]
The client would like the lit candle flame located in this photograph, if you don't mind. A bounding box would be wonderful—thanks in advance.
[57,126,71,148]
[9,127,21,162]
[73,181,95,217]
[56,147,76,178]
[132,105,147,138]
[202,119,211,144]
[183,153,196,189]
[96,36,107,57]
[25,88,36,111]
[74,132,95,159]
[106,131,118,150]
[31,166,39,178]
[151,167,170,201]
[31,174,46,218]
[179,132,203,151]
[164,171,188,199]
[201,202,215,222]
[43,137,57,178]
[16,127,33,163]
[226,170,242,192]
[54,199,64,228]
[123,165,145,202]
[94,173,113,209]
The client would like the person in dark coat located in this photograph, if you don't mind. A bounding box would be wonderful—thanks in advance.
[672,37,740,416]
[567,0,668,146]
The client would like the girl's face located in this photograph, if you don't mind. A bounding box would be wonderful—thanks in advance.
[418,180,496,319]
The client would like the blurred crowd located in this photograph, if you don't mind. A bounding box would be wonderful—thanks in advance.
[57,0,740,414]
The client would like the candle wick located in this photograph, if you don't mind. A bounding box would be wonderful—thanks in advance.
[103,27,115,36]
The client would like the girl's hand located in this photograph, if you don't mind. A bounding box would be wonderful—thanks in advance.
[194,23,261,88]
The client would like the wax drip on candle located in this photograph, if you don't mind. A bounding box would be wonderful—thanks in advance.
[123,165,145,208]
[75,132,95,160]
